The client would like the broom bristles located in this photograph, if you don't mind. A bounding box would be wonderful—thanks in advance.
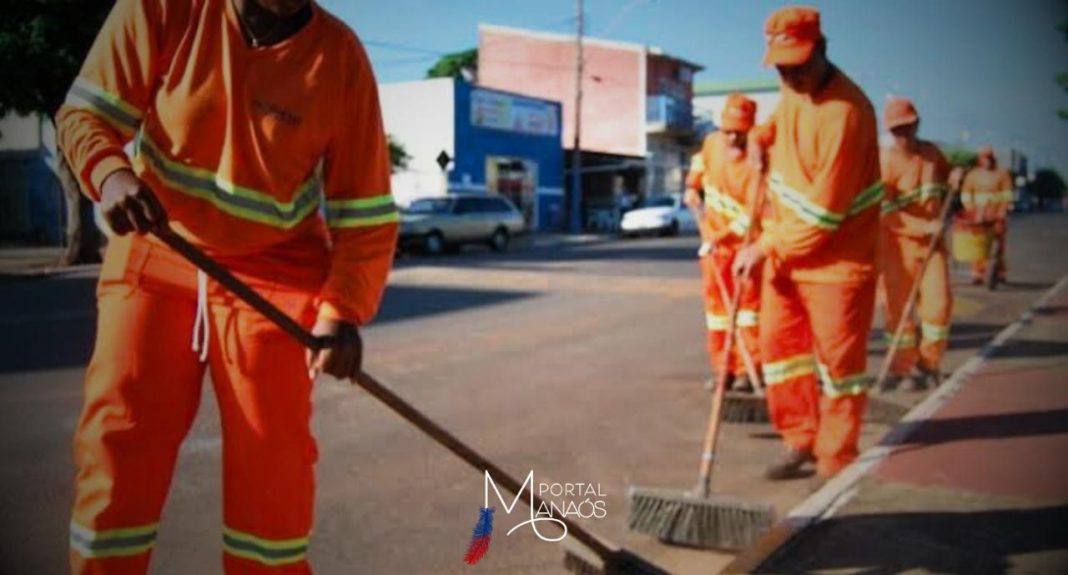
[627,486,775,550]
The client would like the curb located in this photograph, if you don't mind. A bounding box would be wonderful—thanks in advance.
[722,273,1068,574]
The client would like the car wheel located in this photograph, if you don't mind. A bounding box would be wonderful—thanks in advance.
[489,227,510,252]
[423,231,445,255]
[661,220,679,237]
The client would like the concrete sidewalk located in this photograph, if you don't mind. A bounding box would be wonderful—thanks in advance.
[729,275,1068,574]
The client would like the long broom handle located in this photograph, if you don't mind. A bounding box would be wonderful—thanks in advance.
[696,177,767,497]
[686,203,763,392]
[873,184,960,389]
[153,226,616,560]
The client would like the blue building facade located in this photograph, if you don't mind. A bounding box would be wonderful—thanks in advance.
[450,80,565,232]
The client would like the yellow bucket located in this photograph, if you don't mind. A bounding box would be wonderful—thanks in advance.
[952,223,992,263]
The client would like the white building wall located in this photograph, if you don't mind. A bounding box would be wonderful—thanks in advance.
[693,91,781,129]
[379,78,455,207]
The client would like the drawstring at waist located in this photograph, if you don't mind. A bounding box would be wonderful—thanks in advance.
[191,270,209,362]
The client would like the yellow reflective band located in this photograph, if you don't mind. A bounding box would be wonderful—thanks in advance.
[883,330,917,347]
[63,78,142,136]
[706,313,730,331]
[919,183,949,201]
[768,173,845,230]
[736,310,758,327]
[324,194,400,229]
[847,180,886,216]
[223,527,308,567]
[763,354,816,386]
[817,363,870,397]
[138,133,322,229]
[69,521,158,559]
[921,322,951,342]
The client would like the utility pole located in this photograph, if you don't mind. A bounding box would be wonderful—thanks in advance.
[569,0,584,234]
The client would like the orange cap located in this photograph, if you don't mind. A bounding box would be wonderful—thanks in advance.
[763,6,823,67]
[884,97,919,129]
[720,93,757,132]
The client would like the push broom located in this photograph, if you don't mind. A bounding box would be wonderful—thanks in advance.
[685,200,768,424]
[873,184,960,394]
[152,226,666,575]
[627,181,775,550]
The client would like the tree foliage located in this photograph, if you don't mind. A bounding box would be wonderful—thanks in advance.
[426,48,477,80]
[387,134,410,173]
[940,146,977,169]
[0,1,113,118]
[1031,168,1066,203]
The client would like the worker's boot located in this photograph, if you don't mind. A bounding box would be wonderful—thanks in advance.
[899,375,927,392]
[731,375,754,393]
[764,446,814,480]
[916,366,942,389]
[878,374,907,393]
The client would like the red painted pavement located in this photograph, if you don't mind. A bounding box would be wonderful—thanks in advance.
[875,291,1068,501]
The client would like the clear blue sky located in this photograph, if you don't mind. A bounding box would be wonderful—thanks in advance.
[320,0,1068,175]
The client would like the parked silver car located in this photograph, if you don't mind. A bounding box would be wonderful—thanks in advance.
[399,195,526,254]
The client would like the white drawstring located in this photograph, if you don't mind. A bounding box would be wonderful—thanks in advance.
[191,270,209,362]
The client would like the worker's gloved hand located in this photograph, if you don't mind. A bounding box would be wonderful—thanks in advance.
[732,243,766,279]
[306,317,363,381]
[923,219,943,237]
[100,168,168,235]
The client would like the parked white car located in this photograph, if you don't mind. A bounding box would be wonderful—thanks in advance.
[620,193,697,237]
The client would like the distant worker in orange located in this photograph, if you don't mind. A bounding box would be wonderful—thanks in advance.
[734,6,883,481]
[879,98,953,391]
[961,146,1014,283]
[57,0,398,573]
[685,94,762,392]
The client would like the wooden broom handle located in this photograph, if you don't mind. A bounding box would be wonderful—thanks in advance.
[153,226,615,559]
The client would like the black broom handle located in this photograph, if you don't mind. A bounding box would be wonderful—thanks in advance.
[153,226,615,559]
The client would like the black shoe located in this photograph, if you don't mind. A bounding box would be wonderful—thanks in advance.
[764,447,814,480]
[900,375,928,392]
[878,374,906,394]
[732,375,754,393]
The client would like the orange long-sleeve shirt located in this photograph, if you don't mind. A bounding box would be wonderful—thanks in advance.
[880,140,950,239]
[753,68,882,283]
[961,166,1014,223]
[687,132,760,247]
[57,0,398,324]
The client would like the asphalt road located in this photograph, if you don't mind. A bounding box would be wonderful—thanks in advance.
[0,212,1064,574]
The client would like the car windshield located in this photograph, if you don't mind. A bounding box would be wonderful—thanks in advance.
[405,199,452,214]
[638,197,675,208]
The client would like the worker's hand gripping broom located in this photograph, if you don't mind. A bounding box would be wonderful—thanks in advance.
[627,179,775,550]
[873,184,960,394]
[685,198,767,424]
[152,226,667,575]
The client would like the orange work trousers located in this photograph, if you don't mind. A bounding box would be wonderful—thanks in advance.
[971,222,1007,281]
[700,245,761,379]
[880,234,952,375]
[70,234,319,574]
[760,269,876,477]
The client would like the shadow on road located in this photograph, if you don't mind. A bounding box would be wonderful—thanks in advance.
[894,408,1068,448]
[759,504,1068,574]
[374,284,538,325]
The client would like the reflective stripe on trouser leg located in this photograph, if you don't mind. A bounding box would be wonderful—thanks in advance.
[760,270,820,452]
[918,248,952,372]
[209,291,318,574]
[71,235,208,575]
[799,278,877,477]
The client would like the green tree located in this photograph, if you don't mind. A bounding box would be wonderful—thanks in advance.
[1031,168,1066,209]
[426,48,477,80]
[387,134,410,173]
[940,146,977,169]
[0,1,113,264]
[1060,21,1068,120]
